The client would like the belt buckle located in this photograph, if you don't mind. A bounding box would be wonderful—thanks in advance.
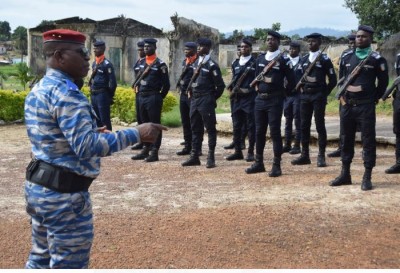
[348,99,357,106]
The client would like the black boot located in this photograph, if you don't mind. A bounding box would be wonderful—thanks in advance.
[269,157,282,177]
[282,141,291,153]
[131,146,150,160]
[329,163,352,186]
[224,141,235,149]
[327,148,341,158]
[131,142,143,150]
[206,149,216,168]
[385,156,400,173]
[226,150,244,161]
[144,149,159,162]
[245,154,265,174]
[291,147,311,165]
[180,141,186,146]
[245,152,255,162]
[176,146,191,156]
[317,151,326,167]
[361,168,373,191]
[241,139,246,150]
[289,142,301,155]
[182,151,201,167]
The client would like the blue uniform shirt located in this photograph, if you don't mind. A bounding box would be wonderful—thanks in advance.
[25,68,140,178]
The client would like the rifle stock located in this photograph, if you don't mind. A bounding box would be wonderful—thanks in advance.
[185,50,213,95]
[382,75,400,101]
[132,59,158,88]
[250,50,287,88]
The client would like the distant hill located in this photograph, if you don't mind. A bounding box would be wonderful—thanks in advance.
[225,27,352,38]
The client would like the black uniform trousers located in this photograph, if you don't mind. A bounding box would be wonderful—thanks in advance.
[138,92,163,150]
[230,98,248,144]
[300,92,327,151]
[231,94,256,151]
[254,95,284,158]
[135,93,142,125]
[393,95,400,160]
[190,94,217,154]
[284,94,301,144]
[179,93,192,146]
[91,91,112,131]
[341,102,376,168]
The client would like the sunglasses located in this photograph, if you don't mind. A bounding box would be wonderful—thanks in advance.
[60,47,90,58]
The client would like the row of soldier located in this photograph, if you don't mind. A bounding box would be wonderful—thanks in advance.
[93,25,399,192]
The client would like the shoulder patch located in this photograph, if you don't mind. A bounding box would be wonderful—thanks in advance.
[341,50,353,59]
[371,51,381,59]
[209,60,215,67]
[105,60,110,64]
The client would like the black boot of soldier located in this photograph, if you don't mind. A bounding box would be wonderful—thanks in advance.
[226,149,244,161]
[131,146,150,160]
[245,154,265,174]
[206,149,216,168]
[182,151,201,167]
[282,140,291,153]
[144,149,159,162]
[327,148,341,158]
[131,142,143,150]
[317,151,326,167]
[176,146,191,156]
[224,141,235,150]
[241,139,246,150]
[291,147,311,165]
[361,168,373,191]
[385,162,400,174]
[269,157,282,177]
[289,142,301,155]
[329,163,352,186]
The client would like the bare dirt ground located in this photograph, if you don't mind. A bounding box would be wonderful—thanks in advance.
[0,124,399,269]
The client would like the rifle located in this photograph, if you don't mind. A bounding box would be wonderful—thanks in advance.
[382,75,400,101]
[88,64,98,87]
[249,50,287,88]
[175,57,197,90]
[185,51,213,96]
[335,50,373,99]
[295,44,329,91]
[132,58,158,88]
[230,62,254,97]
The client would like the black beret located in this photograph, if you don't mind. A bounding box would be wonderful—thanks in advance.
[144,38,158,45]
[289,41,301,48]
[184,41,197,49]
[347,34,356,40]
[93,40,105,47]
[306,33,322,39]
[242,38,252,47]
[137,41,144,47]
[358,25,374,34]
[267,30,281,39]
[197,38,212,47]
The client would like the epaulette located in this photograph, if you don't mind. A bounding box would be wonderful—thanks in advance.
[321,53,330,60]
[64,79,79,91]
[371,51,381,59]
[209,60,215,66]
[105,60,110,65]
[341,50,353,59]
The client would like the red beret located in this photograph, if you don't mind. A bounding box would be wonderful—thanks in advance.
[43,29,86,44]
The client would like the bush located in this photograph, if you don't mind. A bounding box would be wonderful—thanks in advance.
[0,90,28,121]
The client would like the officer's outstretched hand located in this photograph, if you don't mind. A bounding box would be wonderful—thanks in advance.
[136,123,168,143]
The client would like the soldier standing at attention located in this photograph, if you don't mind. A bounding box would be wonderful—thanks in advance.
[182,38,226,168]
[225,39,256,162]
[283,41,302,155]
[89,40,117,131]
[24,29,166,268]
[245,31,295,177]
[327,34,356,158]
[291,33,337,167]
[176,42,198,156]
[330,25,388,191]
[131,38,170,162]
[131,40,146,150]
[385,52,400,174]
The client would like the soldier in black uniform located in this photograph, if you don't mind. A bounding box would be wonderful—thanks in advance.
[291,33,337,167]
[384,53,400,173]
[328,34,356,158]
[330,25,388,191]
[182,38,226,168]
[131,38,170,162]
[131,40,146,150]
[89,40,117,131]
[283,41,302,155]
[225,38,256,162]
[176,42,198,156]
[245,31,295,177]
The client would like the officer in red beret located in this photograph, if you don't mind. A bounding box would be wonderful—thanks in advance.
[24,29,166,268]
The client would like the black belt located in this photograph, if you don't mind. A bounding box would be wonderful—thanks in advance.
[192,92,212,98]
[26,159,93,193]
[138,91,160,97]
[345,98,374,106]
[302,87,323,94]
[257,91,282,99]
[90,88,108,95]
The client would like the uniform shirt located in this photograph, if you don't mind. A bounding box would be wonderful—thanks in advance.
[178,58,196,93]
[133,57,145,77]
[255,52,295,94]
[231,55,256,90]
[396,53,400,77]
[191,57,226,99]
[90,58,117,96]
[137,58,170,98]
[25,68,140,178]
[297,52,337,95]
[339,50,388,100]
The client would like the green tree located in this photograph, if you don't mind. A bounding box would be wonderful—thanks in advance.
[37,20,54,27]
[12,26,28,62]
[253,22,282,40]
[0,21,11,41]
[344,0,400,39]
[271,22,281,32]
[14,63,34,90]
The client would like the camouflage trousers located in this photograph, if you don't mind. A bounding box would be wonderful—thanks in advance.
[24,181,94,269]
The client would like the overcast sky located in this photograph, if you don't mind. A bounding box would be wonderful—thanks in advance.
[2,0,359,33]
